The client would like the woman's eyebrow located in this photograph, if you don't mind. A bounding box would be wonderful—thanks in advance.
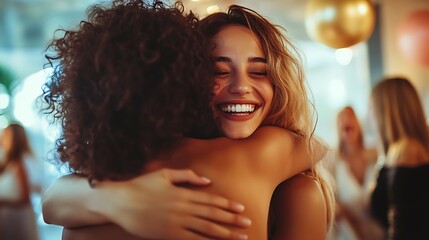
[248,57,266,63]
[214,56,231,62]
[214,56,266,63]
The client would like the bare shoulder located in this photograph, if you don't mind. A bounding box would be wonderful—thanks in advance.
[270,173,327,240]
[188,126,297,155]
[244,127,314,179]
[387,138,429,167]
[251,126,299,144]
[275,173,326,208]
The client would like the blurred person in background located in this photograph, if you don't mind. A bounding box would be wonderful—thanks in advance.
[327,106,385,240]
[0,123,39,240]
[369,77,429,240]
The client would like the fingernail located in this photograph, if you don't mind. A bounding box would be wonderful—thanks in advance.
[200,177,211,183]
[239,217,252,227]
[232,232,248,240]
[233,203,245,212]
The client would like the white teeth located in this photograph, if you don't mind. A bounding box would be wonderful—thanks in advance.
[221,104,256,113]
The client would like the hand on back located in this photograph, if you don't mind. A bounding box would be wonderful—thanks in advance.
[97,168,251,239]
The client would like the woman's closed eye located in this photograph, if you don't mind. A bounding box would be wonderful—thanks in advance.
[215,71,230,75]
[249,71,267,76]
[249,70,267,78]
[215,68,230,77]
[248,64,267,77]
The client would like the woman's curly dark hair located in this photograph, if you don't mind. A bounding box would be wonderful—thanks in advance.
[42,0,218,181]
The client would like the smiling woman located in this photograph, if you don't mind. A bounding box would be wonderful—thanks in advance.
[211,25,273,139]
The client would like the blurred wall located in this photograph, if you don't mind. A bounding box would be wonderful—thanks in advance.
[379,0,429,113]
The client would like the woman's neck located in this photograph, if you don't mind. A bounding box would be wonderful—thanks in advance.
[342,144,364,157]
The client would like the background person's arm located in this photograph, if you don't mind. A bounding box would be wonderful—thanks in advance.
[43,169,251,239]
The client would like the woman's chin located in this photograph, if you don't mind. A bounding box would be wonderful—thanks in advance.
[222,128,255,139]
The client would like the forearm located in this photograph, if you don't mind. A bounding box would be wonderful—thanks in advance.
[42,174,109,227]
[288,137,327,177]
[62,224,142,240]
[45,169,251,239]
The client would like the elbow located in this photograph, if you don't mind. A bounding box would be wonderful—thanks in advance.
[41,191,56,225]
[41,196,73,227]
[41,187,68,226]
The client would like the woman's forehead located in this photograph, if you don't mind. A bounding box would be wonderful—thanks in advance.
[211,25,265,58]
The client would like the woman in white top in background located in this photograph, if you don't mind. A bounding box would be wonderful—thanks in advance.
[328,106,385,240]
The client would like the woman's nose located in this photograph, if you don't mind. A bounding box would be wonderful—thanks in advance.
[228,73,252,95]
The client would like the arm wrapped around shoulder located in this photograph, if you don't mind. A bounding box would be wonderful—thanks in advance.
[62,224,143,240]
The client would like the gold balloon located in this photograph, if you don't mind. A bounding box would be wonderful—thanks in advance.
[305,0,376,48]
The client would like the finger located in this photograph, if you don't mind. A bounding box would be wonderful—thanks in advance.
[163,169,211,186]
[186,190,246,213]
[182,216,249,240]
[188,203,252,228]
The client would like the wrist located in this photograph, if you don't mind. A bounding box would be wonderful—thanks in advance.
[87,179,116,222]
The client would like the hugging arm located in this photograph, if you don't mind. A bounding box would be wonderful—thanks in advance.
[42,169,250,239]
[269,174,327,240]
[46,126,325,239]
[240,126,327,181]
[242,127,328,239]
[62,222,245,240]
[62,224,141,240]
[42,174,107,227]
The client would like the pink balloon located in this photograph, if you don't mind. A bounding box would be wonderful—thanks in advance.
[397,10,429,67]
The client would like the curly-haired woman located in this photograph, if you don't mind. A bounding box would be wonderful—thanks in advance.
[42,1,333,239]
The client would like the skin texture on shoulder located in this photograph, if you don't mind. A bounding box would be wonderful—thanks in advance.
[168,126,325,188]
[269,174,327,240]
